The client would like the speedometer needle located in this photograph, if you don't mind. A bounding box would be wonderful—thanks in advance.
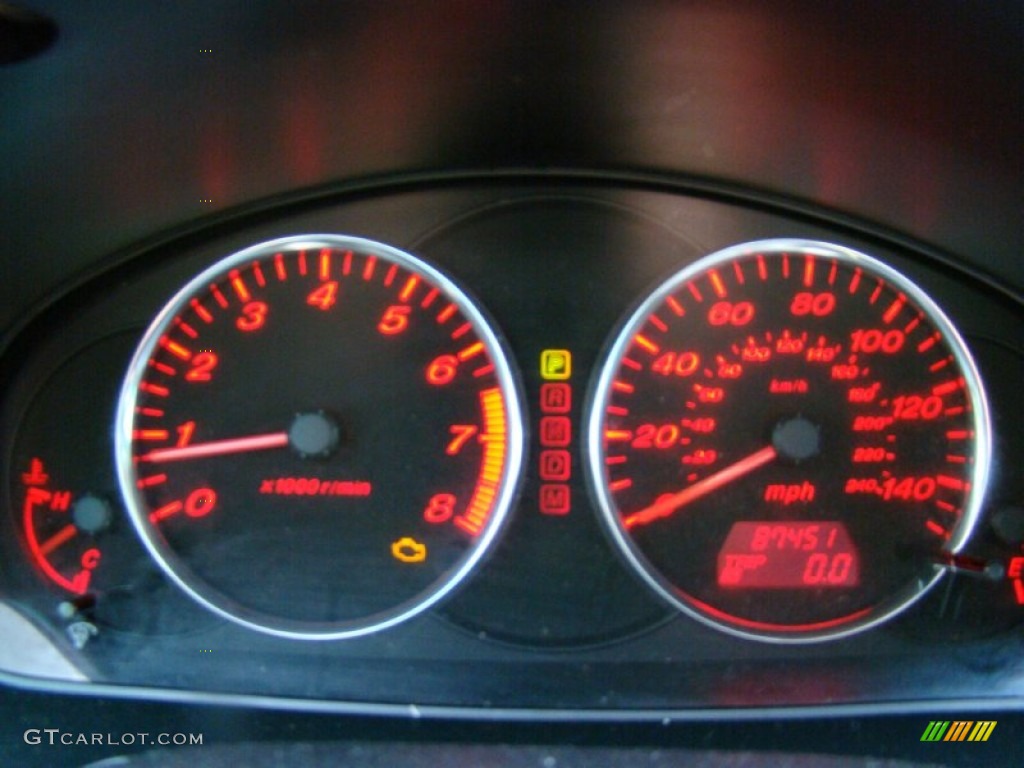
[137,431,289,463]
[622,445,777,530]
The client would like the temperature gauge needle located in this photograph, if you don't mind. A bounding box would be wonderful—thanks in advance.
[137,431,289,463]
[623,445,777,529]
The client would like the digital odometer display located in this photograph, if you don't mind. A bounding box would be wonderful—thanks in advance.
[717,522,859,589]
[587,240,990,642]
[116,235,523,639]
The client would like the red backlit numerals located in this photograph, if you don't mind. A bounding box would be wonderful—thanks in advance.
[790,292,836,317]
[236,301,268,332]
[306,281,339,310]
[539,376,573,516]
[185,352,218,382]
[708,300,754,326]
[651,351,700,377]
[378,304,410,335]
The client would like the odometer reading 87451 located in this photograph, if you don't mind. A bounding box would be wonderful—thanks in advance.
[587,239,990,642]
[116,235,523,639]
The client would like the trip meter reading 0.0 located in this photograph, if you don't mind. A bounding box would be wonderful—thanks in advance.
[588,240,989,642]
[116,235,523,639]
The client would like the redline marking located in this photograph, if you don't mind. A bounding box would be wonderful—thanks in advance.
[437,303,457,324]
[803,255,815,287]
[252,261,266,287]
[39,525,77,557]
[398,275,420,302]
[827,260,838,285]
[137,407,164,417]
[421,288,439,308]
[733,260,745,284]
[634,334,660,355]
[932,378,963,396]
[937,475,968,491]
[930,357,951,372]
[140,382,170,397]
[457,341,485,361]
[274,253,287,280]
[666,296,685,316]
[607,405,629,416]
[298,250,307,276]
[606,455,628,465]
[160,337,192,361]
[454,388,507,537]
[137,474,168,488]
[210,284,229,308]
[472,363,495,378]
[149,500,182,523]
[451,322,472,340]
[190,299,214,323]
[848,268,862,294]
[883,294,906,324]
[609,478,633,492]
[229,270,250,302]
[612,380,635,394]
[175,319,198,339]
[868,280,884,304]
[918,332,941,353]
[621,357,642,371]
[384,264,398,287]
[605,430,633,441]
[781,253,790,278]
[709,270,727,298]
[903,315,921,334]
[342,250,353,276]
[756,254,767,280]
[151,361,176,376]
[687,282,703,302]
[926,520,948,536]
[649,314,668,333]
[362,255,376,281]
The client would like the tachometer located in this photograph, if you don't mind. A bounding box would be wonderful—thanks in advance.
[587,239,990,642]
[116,235,523,639]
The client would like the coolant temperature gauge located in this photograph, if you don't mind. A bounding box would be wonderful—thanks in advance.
[9,334,209,636]
[20,457,110,595]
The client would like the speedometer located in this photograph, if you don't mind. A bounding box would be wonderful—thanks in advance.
[587,239,990,642]
[116,235,523,640]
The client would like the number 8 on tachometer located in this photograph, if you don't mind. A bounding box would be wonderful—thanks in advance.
[587,239,990,642]
[116,235,524,639]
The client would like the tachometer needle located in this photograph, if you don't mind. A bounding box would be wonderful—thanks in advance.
[622,445,778,530]
[137,431,289,463]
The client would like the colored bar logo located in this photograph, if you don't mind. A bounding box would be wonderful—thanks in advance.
[920,721,996,742]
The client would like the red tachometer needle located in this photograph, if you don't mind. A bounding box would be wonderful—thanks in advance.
[622,445,778,530]
[137,431,289,463]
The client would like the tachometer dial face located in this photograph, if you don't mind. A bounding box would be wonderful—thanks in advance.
[587,240,990,642]
[116,235,523,639]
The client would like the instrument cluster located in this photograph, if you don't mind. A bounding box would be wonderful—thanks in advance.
[1,176,1021,715]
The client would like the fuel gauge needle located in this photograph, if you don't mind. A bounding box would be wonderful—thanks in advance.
[137,431,289,463]
[622,445,777,530]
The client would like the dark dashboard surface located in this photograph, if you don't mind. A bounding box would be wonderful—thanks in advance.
[1,2,1022,766]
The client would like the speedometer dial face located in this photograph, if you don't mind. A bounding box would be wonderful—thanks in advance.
[116,235,523,639]
[587,240,990,642]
